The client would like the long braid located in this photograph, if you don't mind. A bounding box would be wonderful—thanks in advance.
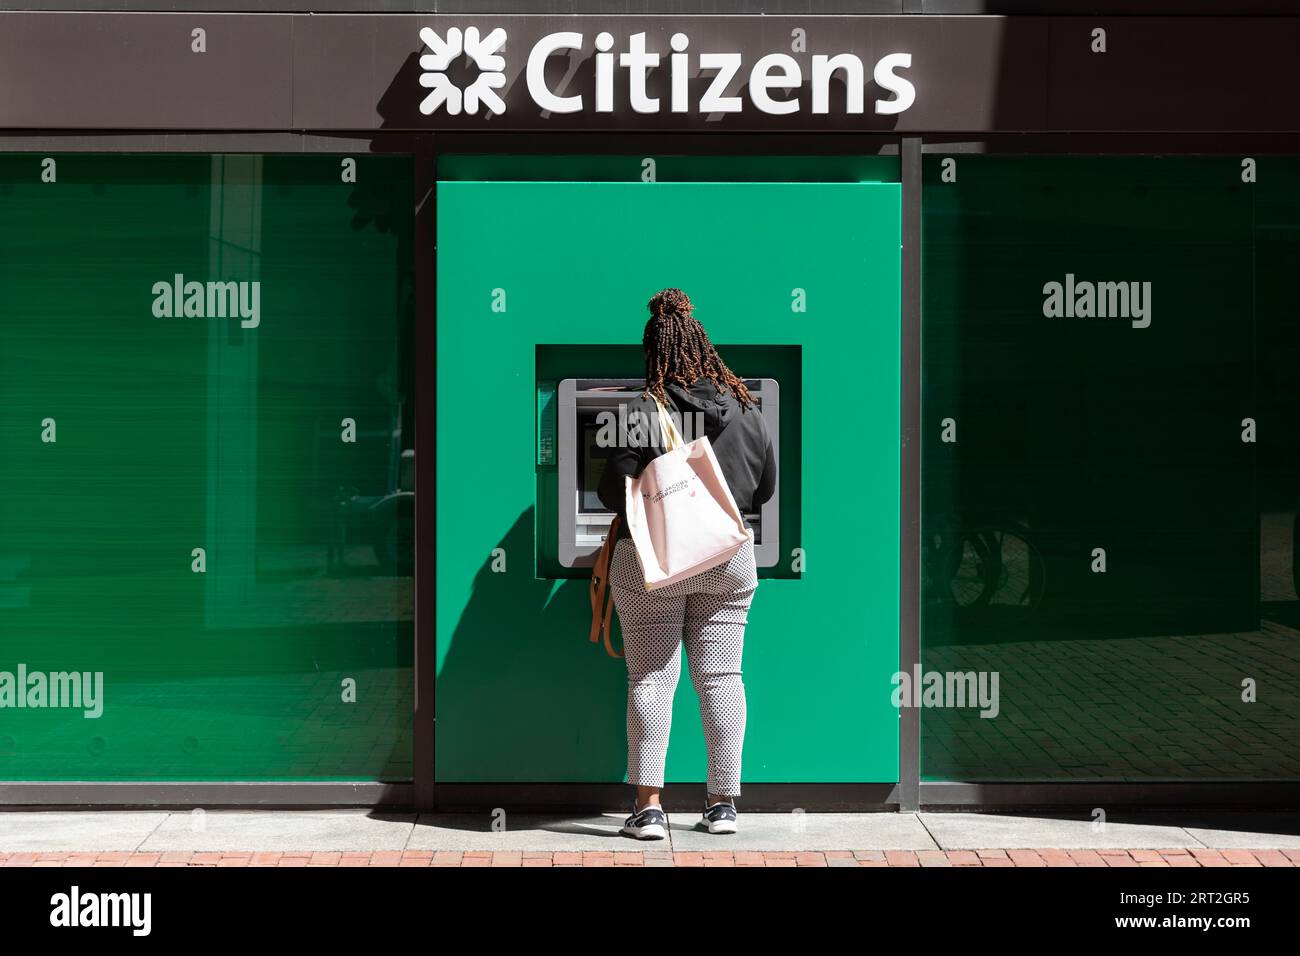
[642,288,756,409]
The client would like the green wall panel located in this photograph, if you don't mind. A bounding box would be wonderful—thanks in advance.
[0,154,414,781]
[436,178,900,784]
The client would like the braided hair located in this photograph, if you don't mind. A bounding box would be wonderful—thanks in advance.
[642,288,756,410]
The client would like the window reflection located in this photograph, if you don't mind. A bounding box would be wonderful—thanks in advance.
[0,153,414,781]
[920,156,1295,781]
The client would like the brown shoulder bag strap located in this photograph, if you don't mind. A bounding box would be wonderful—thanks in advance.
[588,515,624,659]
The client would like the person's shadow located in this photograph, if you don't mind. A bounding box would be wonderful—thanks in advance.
[434,507,630,787]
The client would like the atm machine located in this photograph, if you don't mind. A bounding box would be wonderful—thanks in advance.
[554,377,780,569]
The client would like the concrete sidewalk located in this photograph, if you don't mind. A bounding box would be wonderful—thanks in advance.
[2,810,1300,866]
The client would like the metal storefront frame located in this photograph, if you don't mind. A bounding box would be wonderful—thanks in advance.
[426,130,907,814]
[0,130,430,810]
[0,129,913,812]
[4,127,1300,811]
[914,131,1300,812]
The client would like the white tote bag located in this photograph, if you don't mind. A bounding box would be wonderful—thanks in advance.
[623,396,753,590]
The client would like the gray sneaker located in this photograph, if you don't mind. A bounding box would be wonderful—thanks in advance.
[702,801,738,834]
[621,804,667,840]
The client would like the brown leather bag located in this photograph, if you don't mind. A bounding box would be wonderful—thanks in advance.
[588,515,624,659]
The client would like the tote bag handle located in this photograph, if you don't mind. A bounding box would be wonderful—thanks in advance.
[653,396,684,452]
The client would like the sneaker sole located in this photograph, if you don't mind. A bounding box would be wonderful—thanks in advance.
[705,820,738,834]
[622,824,667,840]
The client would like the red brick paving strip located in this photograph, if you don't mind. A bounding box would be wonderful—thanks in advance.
[0,850,1292,867]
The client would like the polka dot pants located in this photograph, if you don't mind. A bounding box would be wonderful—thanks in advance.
[609,536,758,798]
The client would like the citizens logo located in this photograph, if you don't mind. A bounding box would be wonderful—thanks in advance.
[417,26,915,119]
[419,26,508,115]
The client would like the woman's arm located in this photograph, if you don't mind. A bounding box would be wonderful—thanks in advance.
[752,426,777,508]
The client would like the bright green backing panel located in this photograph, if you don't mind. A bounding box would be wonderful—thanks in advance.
[436,180,900,783]
[0,154,414,781]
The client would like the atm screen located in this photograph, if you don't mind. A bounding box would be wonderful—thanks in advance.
[556,377,777,569]
[577,413,612,514]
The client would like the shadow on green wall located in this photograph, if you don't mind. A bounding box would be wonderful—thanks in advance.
[437,507,631,782]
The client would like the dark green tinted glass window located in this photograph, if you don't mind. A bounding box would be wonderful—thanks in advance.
[0,154,414,781]
[920,155,1300,782]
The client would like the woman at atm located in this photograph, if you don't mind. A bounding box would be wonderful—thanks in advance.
[596,287,776,839]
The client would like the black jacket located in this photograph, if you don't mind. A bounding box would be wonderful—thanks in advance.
[596,377,777,543]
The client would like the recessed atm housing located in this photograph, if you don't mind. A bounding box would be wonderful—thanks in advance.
[556,377,780,569]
